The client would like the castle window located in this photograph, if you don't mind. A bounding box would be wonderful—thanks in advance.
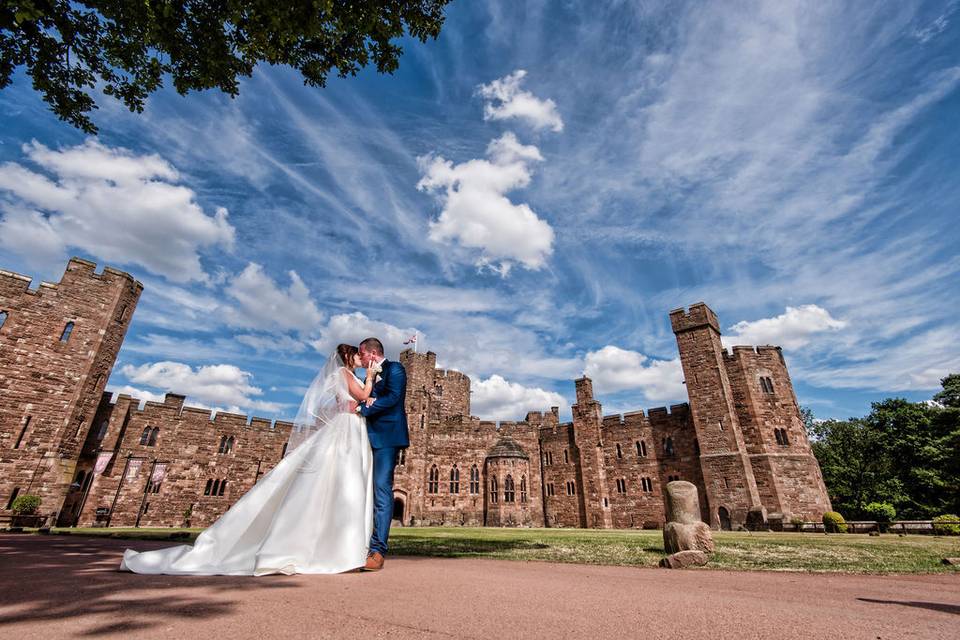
[0,310,7,330]
[664,437,675,457]
[428,465,439,494]
[6,488,20,509]
[490,476,498,503]
[603,497,609,508]
[504,475,515,503]
[470,465,480,494]
[398,449,406,466]
[96,420,109,441]
[74,470,86,488]
[281,442,288,458]
[139,426,152,446]
[546,483,555,497]
[147,427,159,447]
[218,435,235,455]
[218,480,227,496]
[563,449,569,464]
[212,479,221,495]
[450,465,460,493]
[641,477,653,492]
[520,476,527,503]
[116,304,127,322]
[760,377,775,394]
[204,479,213,495]
[60,321,75,342]
[668,474,680,482]
[616,443,623,459]
[420,415,425,430]
[775,428,790,446]
[565,481,576,496]
[435,383,443,396]
[636,440,647,457]
[775,429,783,446]
[616,478,627,494]
[150,479,162,494]
[14,416,31,449]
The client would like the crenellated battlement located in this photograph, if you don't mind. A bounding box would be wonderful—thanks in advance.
[0,258,143,302]
[669,302,721,334]
[105,391,290,430]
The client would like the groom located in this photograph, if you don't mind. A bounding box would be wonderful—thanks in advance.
[357,337,408,571]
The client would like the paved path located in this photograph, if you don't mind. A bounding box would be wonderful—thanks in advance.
[0,534,957,639]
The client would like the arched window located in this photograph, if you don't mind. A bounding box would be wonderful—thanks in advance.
[449,465,460,493]
[616,443,623,459]
[204,479,213,495]
[116,304,127,322]
[490,475,498,503]
[226,436,235,454]
[147,427,159,446]
[563,449,569,464]
[212,479,221,495]
[636,440,648,457]
[616,478,627,494]
[60,321,75,342]
[0,310,7,330]
[504,475,515,503]
[218,436,228,454]
[664,437,675,456]
[470,465,480,494]
[641,477,652,492]
[428,465,439,494]
[218,480,227,496]
[96,420,109,440]
[760,377,775,394]
[774,429,784,446]
[139,426,152,445]
[520,476,527,503]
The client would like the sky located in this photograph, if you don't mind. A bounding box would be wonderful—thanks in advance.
[1,0,958,423]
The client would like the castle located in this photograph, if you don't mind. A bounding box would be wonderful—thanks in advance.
[1,259,831,531]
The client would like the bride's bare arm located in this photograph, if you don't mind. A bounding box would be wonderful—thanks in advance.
[343,368,374,401]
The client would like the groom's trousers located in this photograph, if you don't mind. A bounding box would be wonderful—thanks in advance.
[370,447,399,555]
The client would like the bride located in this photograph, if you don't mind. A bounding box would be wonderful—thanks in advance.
[119,344,376,575]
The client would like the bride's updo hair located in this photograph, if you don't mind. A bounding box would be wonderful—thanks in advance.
[336,343,359,368]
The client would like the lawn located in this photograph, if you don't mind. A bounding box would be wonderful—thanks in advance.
[18,525,960,574]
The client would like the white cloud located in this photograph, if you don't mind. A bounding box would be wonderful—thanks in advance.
[477,70,564,132]
[470,375,567,421]
[223,263,324,334]
[120,361,283,413]
[721,305,847,350]
[235,333,310,354]
[418,132,555,274]
[310,312,418,359]
[583,346,685,403]
[0,139,235,282]
[106,385,167,404]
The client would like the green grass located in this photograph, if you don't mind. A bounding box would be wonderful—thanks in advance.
[12,526,960,574]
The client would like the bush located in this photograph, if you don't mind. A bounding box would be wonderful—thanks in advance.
[11,494,41,515]
[863,502,897,532]
[932,514,960,536]
[789,515,805,526]
[822,511,848,533]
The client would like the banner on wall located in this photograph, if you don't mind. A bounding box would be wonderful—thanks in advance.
[150,463,168,485]
[93,452,113,475]
[125,459,142,481]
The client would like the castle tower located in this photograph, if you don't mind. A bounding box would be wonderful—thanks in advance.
[571,377,612,528]
[670,303,763,529]
[0,258,142,522]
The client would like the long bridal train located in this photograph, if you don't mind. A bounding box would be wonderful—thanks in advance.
[119,409,373,576]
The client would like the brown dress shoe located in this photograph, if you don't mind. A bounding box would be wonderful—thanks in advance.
[363,552,384,571]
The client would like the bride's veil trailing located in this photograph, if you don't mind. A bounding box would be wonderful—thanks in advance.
[286,351,351,454]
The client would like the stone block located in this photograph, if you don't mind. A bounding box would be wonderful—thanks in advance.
[659,550,708,569]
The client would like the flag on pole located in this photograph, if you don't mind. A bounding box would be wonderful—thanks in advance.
[403,333,418,352]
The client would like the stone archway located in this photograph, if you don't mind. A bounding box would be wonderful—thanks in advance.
[392,492,405,525]
[718,506,732,531]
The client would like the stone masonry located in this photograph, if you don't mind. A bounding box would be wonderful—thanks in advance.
[1,260,832,530]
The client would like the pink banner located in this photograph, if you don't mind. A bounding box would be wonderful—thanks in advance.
[150,463,168,484]
[94,452,113,475]
[125,459,142,480]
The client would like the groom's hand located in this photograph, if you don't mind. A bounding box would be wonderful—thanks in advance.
[365,397,376,407]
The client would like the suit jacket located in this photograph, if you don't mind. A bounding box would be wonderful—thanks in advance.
[359,359,409,449]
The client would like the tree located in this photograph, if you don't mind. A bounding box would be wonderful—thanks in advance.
[934,373,960,408]
[1,0,452,133]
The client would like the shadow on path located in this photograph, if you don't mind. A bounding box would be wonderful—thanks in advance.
[857,598,960,616]
[0,534,301,636]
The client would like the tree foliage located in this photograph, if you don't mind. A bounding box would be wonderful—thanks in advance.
[1,0,452,132]
[808,375,960,520]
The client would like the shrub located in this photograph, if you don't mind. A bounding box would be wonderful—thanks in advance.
[822,511,847,533]
[863,502,897,532]
[789,515,805,526]
[11,494,41,515]
[932,514,960,536]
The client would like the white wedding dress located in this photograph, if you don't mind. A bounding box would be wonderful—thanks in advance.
[119,366,373,576]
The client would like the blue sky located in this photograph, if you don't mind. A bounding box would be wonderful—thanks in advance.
[1,0,958,422]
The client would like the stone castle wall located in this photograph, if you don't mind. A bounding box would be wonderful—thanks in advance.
[1,260,832,530]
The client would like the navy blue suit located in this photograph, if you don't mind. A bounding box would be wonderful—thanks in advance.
[359,359,408,554]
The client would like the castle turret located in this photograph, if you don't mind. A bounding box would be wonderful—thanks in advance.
[0,258,142,525]
[571,376,612,528]
[670,303,763,529]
